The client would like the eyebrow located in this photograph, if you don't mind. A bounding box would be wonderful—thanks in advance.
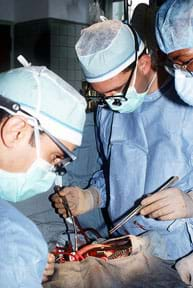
[105,84,125,94]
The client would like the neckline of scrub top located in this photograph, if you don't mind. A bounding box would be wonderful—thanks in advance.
[143,76,173,103]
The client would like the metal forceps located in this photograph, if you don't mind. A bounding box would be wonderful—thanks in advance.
[54,185,78,252]
[109,176,179,235]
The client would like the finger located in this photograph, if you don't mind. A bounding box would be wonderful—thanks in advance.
[57,208,68,217]
[141,188,175,206]
[156,212,179,221]
[48,253,55,263]
[147,204,173,219]
[180,271,191,285]
[42,275,48,283]
[51,194,63,204]
[54,202,65,209]
[141,193,166,207]
[44,265,55,276]
[140,199,169,216]
[53,197,75,209]
[190,272,193,285]
[57,206,77,217]
[58,187,77,197]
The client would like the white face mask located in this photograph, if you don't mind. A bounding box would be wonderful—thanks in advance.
[174,69,193,106]
[105,65,156,113]
[0,126,56,202]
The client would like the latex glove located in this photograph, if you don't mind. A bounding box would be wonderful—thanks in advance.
[129,231,168,259]
[140,188,193,220]
[51,186,100,217]
[175,253,193,285]
[42,253,55,283]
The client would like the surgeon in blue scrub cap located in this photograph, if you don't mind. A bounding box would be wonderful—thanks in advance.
[155,0,193,105]
[52,18,193,272]
[139,1,193,285]
[0,62,86,287]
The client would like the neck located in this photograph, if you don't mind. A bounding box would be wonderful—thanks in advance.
[147,67,169,95]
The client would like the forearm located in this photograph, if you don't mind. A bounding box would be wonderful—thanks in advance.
[90,169,107,208]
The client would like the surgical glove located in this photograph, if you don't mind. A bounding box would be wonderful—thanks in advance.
[42,253,55,283]
[140,188,193,220]
[129,231,168,259]
[175,252,193,285]
[51,186,100,217]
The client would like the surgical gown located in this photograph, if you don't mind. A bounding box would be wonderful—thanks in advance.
[0,199,48,288]
[91,78,193,260]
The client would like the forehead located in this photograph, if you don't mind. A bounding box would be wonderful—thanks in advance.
[168,48,193,62]
[91,70,131,94]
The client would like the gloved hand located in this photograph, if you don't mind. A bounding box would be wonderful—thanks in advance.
[42,253,55,283]
[51,186,100,217]
[140,188,193,220]
[129,231,168,259]
[175,252,193,285]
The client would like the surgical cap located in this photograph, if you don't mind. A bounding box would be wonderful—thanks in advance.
[0,66,86,146]
[75,20,145,83]
[156,0,193,54]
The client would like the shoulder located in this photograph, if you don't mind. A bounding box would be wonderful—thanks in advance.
[0,199,47,286]
[0,199,47,254]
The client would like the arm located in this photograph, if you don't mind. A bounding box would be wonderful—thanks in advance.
[0,204,48,288]
[51,107,110,218]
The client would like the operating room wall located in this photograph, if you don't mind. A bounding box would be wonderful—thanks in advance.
[14,18,85,91]
[14,0,90,23]
[0,0,14,22]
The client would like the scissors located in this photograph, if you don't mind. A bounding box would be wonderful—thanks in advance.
[109,176,179,235]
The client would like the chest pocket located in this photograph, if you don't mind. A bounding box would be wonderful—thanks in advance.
[110,113,148,154]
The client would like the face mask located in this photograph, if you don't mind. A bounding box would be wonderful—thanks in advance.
[0,159,56,202]
[174,69,193,106]
[0,124,56,202]
[105,66,156,113]
[105,88,146,113]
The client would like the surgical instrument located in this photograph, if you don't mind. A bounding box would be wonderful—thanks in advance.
[55,185,78,252]
[109,176,179,235]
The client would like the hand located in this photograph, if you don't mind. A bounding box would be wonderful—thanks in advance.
[42,253,55,283]
[140,188,193,220]
[175,253,193,285]
[51,186,100,217]
[129,231,167,259]
[129,235,148,255]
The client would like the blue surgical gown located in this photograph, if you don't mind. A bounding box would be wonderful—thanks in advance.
[91,78,193,260]
[0,199,48,288]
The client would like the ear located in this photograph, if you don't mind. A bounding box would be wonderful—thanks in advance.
[1,116,31,148]
[137,54,152,75]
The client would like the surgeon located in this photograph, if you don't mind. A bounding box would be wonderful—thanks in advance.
[140,0,193,220]
[52,19,193,262]
[138,0,193,285]
[0,63,86,287]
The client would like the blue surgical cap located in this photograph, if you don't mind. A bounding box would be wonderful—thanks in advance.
[0,66,86,146]
[75,20,145,83]
[156,0,193,54]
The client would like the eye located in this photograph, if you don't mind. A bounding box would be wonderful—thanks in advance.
[51,154,64,166]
